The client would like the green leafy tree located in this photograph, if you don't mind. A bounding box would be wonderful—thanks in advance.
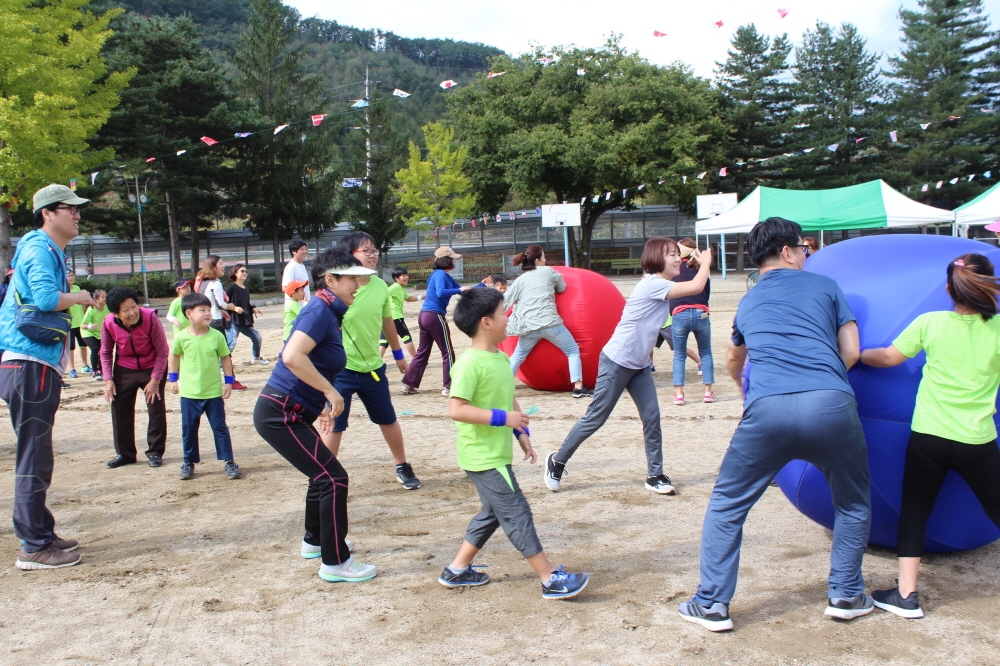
[394,122,475,246]
[229,0,338,280]
[884,0,1000,203]
[449,38,727,268]
[715,25,794,197]
[0,0,133,270]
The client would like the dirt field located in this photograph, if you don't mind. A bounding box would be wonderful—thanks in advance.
[2,274,1000,666]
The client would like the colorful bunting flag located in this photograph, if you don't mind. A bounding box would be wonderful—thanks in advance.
[201,136,218,145]
[653,30,668,37]
[274,125,289,134]
[487,72,506,79]
[827,143,839,152]
[697,172,707,179]
[714,21,724,28]
[536,57,554,65]
[312,114,326,126]
[986,171,993,178]
[682,176,687,184]
[592,195,600,203]
[802,148,815,153]
[145,157,156,162]
[535,207,541,214]
[658,180,665,184]
[719,167,728,177]
[577,68,586,75]
[949,177,959,184]
[176,150,186,156]
[521,210,527,217]
[580,197,586,205]
[969,174,976,181]
[440,80,458,89]
[235,132,252,138]
[606,192,612,201]
[921,184,929,191]
[69,179,76,191]
[622,188,628,197]
[496,214,502,222]
[509,211,515,220]
[392,89,411,98]
[793,123,810,128]
[855,137,866,144]
[777,8,790,18]
[890,131,898,142]
[90,172,98,186]
[351,99,369,108]
[935,181,943,189]
[920,123,930,130]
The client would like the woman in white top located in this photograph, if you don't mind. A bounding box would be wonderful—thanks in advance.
[505,245,592,398]
[544,237,711,495]
[197,255,247,390]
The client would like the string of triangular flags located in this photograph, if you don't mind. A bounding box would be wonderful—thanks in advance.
[652,8,791,38]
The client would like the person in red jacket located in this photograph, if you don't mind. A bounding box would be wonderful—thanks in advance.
[100,286,169,469]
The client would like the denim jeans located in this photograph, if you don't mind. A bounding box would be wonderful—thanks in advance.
[508,324,583,383]
[232,324,263,358]
[671,309,714,386]
[180,396,234,463]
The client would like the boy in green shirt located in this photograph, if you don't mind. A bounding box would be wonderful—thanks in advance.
[167,292,241,481]
[166,279,192,334]
[79,289,109,380]
[441,287,590,599]
[379,266,421,359]
[283,279,307,341]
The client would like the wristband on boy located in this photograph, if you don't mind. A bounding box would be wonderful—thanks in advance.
[392,348,405,361]
[224,375,235,385]
[167,372,179,382]
[513,426,531,438]
[490,409,507,427]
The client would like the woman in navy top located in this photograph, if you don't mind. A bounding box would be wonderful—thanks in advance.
[253,248,380,584]
[401,247,490,396]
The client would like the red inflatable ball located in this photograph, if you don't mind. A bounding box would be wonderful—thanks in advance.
[498,267,625,391]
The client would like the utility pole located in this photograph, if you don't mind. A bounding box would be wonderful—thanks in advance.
[364,62,372,197]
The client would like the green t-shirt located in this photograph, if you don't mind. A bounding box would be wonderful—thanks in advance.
[68,285,84,327]
[387,282,406,320]
[168,296,189,331]
[342,277,391,373]
[893,310,1000,444]
[450,348,516,472]
[283,299,303,341]
[80,305,109,339]
[170,327,231,400]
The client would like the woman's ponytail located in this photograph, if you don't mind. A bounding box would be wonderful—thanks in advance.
[947,253,1000,320]
[513,244,543,271]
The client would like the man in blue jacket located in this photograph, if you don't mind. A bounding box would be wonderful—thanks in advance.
[0,184,97,570]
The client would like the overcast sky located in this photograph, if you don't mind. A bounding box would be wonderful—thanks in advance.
[286,0,1000,79]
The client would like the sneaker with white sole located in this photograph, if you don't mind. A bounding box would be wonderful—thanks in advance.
[250,358,270,365]
[438,564,490,588]
[301,539,354,559]
[400,383,418,395]
[824,593,875,620]
[224,461,242,479]
[678,599,733,632]
[318,557,377,582]
[395,462,421,489]
[441,388,450,397]
[872,587,924,619]
[179,462,195,480]
[15,544,82,570]
[541,566,590,599]
[644,474,676,495]
[544,452,565,491]
[703,391,717,403]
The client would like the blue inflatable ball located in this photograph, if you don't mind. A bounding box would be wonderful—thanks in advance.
[773,234,1000,552]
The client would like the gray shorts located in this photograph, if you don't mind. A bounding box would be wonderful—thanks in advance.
[464,466,543,558]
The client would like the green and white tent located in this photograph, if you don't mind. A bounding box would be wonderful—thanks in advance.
[954,182,1000,227]
[695,180,955,234]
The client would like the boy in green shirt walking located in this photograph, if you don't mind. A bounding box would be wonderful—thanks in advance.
[167,292,241,481]
[379,266,422,359]
[440,287,590,599]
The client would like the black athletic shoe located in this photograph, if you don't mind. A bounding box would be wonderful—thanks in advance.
[107,455,137,469]
[824,593,875,620]
[572,385,593,398]
[544,452,565,491]
[147,454,162,468]
[678,599,733,632]
[395,462,421,490]
[225,461,242,480]
[438,565,490,588]
[872,587,924,619]
[541,566,590,600]
[644,474,677,495]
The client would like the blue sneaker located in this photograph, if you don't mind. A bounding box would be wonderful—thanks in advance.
[82,365,92,374]
[541,566,590,600]
[69,369,77,379]
[678,598,733,632]
[301,539,353,559]
[318,557,377,582]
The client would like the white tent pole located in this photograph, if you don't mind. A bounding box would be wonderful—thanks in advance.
[819,230,824,248]
[720,233,727,280]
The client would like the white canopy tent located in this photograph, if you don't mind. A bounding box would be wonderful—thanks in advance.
[955,182,1000,234]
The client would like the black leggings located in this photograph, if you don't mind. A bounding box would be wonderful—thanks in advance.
[252,386,351,566]
[82,337,101,374]
[897,431,1000,557]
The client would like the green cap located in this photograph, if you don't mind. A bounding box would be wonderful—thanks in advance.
[32,184,90,213]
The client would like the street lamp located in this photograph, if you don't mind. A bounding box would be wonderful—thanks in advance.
[113,174,158,307]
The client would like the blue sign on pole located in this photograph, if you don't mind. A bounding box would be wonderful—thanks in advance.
[140,265,147,273]
[342,178,363,188]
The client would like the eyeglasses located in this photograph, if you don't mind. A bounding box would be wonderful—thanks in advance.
[795,244,811,256]
[356,248,380,257]
[54,205,80,215]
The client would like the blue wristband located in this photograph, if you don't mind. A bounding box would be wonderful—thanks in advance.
[513,426,531,438]
[392,348,405,361]
[490,408,507,427]
[167,372,179,382]
[224,375,235,385]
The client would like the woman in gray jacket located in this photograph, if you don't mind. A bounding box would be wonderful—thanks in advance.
[505,245,592,398]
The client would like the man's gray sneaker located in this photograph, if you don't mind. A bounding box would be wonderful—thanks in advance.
[824,593,875,620]
[225,461,242,479]
[544,452,565,492]
[872,587,924,619]
[678,599,733,632]
[15,544,82,570]
[179,462,195,480]
[438,564,490,588]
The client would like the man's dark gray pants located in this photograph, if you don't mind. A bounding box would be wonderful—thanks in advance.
[694,390,871,605]
[0,360,61,553]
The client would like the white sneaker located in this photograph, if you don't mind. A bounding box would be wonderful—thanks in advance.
[644,474,677,495]
[319,556,377,582]
[301,539,354,559]
[400,383,418,395]
[544,452,565,491]
[251,358,270,365]
[441,388,450,397]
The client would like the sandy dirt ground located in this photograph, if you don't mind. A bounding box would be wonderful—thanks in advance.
[2,275,1000,666]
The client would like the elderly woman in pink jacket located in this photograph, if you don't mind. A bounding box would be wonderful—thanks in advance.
[100,286,169,469]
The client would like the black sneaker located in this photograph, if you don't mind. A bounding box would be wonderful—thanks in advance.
[824,593,875,620]
[572,385,593,398]
[438,564,490,588]
[544,452,565,491]
[678,599,733,632]
[644,474,676,495]
[179,462,195,480]
[147,454,162,468]
[541,566,590,600]
[395,462,421,489]
[872,587,924,619]
[225,461,242,480]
